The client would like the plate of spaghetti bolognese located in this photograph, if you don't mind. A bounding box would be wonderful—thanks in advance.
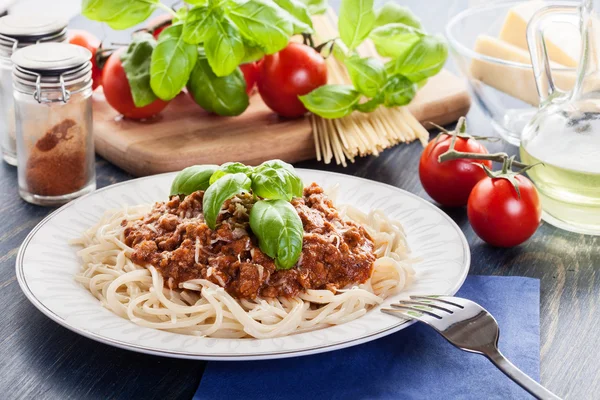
[16,162,469,360]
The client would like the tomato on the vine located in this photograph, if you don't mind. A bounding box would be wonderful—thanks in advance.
[468,175,542,247]
[102,48,170,120]
[240,62,260,95]
[258,42,327,118]
[68,29,103,90]
[419,134,492,207]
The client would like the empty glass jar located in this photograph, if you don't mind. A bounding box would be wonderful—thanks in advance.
[0,15,67,166]
[12,43,96,206]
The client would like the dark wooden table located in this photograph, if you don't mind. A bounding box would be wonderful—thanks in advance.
[1,1,599,399]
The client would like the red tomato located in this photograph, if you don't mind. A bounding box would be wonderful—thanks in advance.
[257,43,327,118]
[68,29,102,90]
[102,48,170,120]
[468,175,542,247]
[240,62,260,95]
[419,134,492,207]
[146,14,172,39]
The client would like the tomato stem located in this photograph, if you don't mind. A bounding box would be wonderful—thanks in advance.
[95,46,117,70]
[302,33,315,48]
[438,149,529,168]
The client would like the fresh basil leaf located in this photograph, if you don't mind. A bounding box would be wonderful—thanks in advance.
[369,23,424,58]
[299,85,361,119]
[150,24,198,101]
[82,0,158,30]
[205,17,245,77]
[251,159,303,200]
[203,173,252,230]
[241,43,265,63]
[187,54,249,116]
[388,35,448,82]
[209,162,253,185]
[345,56,386,98]
[170,164,218,196]
[174,7,189,23]
[183,6,215,44]
[274,0,314,34]
[382,74,416,106]
[339,0,375,50]
[374,3,422,29]
[297,0,328,15]
[249,199,303,270]
[354,95,382,113]
[185,0,209,4]
[228,0,294,54]
[120,32,157,108]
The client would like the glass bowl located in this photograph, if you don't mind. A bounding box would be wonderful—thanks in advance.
[445,1,576,146]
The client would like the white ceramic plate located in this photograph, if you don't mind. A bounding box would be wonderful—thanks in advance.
[16,170,469,360]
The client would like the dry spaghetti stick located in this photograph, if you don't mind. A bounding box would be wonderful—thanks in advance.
[381,109,409,143]
[390,108,414,141]
[381,109,402,140]
[317,117,328,162]
[310,115,322,161]
[321,117,333,163]
[400,108,429,145]
[360,120,381,156]
[326,118,343,165]
[333,118,350,149]
[346,116,369,155]
[328,119,347,167]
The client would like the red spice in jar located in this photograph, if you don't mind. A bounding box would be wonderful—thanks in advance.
[25,118,88,196]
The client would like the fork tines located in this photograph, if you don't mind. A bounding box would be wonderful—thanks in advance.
[381,295,466,321]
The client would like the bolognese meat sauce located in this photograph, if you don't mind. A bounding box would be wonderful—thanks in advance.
[124,183,376,300]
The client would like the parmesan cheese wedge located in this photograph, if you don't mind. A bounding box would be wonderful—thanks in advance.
[499,0,581,67]
[470,35,575,105]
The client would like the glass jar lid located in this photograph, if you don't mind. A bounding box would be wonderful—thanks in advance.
[0,15,67,39]
[12,42,91,72]
[12,43,92,103]
[0,15,68,56]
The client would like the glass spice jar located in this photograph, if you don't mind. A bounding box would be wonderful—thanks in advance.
[12,43,96,206]
[0,15,68,166]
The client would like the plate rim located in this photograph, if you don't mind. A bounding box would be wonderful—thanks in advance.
[16,169,470,360]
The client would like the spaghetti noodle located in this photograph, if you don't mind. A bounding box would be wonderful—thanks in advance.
[73,190,415,339]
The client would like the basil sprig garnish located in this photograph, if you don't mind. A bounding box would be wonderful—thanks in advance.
[209,162,254,185]
[251,160,303,201]
[203,173,252,230]
[249,199,303,270]
[170,164,218,196]
[169,160,305,269]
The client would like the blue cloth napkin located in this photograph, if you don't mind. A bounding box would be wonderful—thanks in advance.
[195,276,540,400]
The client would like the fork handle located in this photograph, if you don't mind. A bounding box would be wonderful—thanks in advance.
[485,349,561,400]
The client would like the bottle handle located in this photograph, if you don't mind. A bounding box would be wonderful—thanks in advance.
[526,5,580,104]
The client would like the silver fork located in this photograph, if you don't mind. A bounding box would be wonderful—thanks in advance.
[382,295,561,400]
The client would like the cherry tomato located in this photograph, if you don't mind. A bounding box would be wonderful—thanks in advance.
[419,134,492,207]
[146,14,172,39]
[102,48,170,120]
[468,175,542,247]
[240,62,260,95]
[257,43,327,118]
[68,29,102,90]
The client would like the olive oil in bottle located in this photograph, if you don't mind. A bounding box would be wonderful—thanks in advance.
[520,144,600,235]
[522,0,600,235]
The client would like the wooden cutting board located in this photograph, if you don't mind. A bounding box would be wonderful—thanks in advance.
[93,69,470,177]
